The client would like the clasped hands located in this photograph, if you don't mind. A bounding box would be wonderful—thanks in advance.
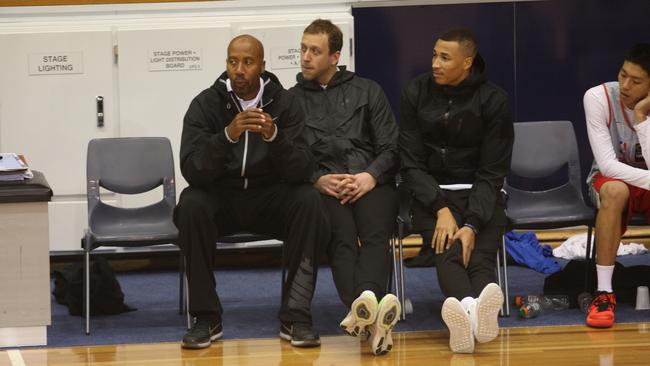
[226,108,276,141]
[314,172,376,204]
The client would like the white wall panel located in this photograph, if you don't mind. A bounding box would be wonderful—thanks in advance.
[233,14,355,88]
[116,24,231,207]
[0,30,116,195]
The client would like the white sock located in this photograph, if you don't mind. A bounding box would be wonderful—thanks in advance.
[596,264,614,293]
[460,297,475,312]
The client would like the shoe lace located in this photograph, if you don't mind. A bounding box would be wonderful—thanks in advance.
[292,323,312,333]
[592,293,615,312]
[290,323,317,339]
[188,318,212,335]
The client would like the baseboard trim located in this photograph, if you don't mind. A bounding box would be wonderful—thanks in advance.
[0,326,47,347]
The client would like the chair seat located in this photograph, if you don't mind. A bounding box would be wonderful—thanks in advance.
[217,232,275,243]
[88,201,178,245]
[507,185,594,229]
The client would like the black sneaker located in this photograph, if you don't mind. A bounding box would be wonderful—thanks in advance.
[279,321,320,347]
[181,316,223,349]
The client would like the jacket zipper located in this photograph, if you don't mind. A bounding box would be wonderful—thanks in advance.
[441,98,452,167]
[228,92,274,190]
[229,92,249,189]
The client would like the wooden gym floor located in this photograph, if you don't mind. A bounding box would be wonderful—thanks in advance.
[4,227,648,365]
[2,323,649,365]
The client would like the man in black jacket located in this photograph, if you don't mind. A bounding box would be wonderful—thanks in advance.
[175,35,329,349]
[399,29,513,354]
[290,19,400,356]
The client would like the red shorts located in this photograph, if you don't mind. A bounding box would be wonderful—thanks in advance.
[591,172,650,233]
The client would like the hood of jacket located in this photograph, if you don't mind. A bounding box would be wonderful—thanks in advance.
[210,70,284,101]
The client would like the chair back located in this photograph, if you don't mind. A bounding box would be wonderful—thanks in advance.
[507,120,582,194]
[86,137,176,213]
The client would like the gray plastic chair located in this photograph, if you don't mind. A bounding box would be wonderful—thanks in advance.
[82,137,179,335]
[505,121,595,299]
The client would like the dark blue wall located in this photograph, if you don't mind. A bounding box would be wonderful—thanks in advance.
[353,0,650,191]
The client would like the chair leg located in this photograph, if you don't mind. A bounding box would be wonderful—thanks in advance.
[584,225,595,292]
[396,222,408,320]
[496,247,504,317]
[183,256,191,330]
[391,236,399,295]
[280,244,287,307]
[84,248,90,335]
[386,238,394,294]
[178,253,184,315]
[501,237,510,317]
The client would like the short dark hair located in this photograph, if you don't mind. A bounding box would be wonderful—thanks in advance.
[439,28,478,57]
[304,19,343,54]
[625,43,650,76]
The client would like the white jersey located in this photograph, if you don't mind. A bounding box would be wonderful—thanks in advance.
[585,81,650,190]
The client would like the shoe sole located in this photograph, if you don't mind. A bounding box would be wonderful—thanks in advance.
[586,315,615,328]
[341,293,378,337]
[181,331,223,349]
[371,332,393,356]
[474,283,503,343]
[370,294,400,356]
[279,330,321,347]
[442,298,474,353]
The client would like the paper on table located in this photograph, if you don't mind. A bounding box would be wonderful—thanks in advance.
[0,153,32,181]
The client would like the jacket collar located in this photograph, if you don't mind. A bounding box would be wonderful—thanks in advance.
[295,65,354,90]
[212,70,283,108]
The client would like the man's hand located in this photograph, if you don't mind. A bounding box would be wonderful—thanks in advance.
[634,91,650,124]
[433,207,458,254]
[338,172,377,204]
[259,111,276,140]
[225,108,275,141]
[453,226,476,268]
[314,174,354,198]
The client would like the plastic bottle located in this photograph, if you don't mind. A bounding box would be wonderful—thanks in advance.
[516,294,570,318]
[519,301,542,318]
[577,292,594,314]
[515,294,571,310]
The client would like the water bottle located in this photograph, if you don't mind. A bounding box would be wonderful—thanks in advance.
[519,301,542,318]
[577,292,593,314]
[516,294,570,318]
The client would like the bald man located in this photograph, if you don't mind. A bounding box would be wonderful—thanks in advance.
[175,35,329,349]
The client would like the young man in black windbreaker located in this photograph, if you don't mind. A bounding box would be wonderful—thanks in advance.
[290,19,400,356]
[399,29,513,354]
[175,34,329,349]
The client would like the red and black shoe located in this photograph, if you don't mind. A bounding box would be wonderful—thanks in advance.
[586,291,616,328]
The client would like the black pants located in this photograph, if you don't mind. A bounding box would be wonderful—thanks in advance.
[412,190,507,299]
[322,184,397,308]
[174,183,330,324]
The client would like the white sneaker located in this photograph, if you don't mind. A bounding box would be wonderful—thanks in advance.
[368,294,400,355]
[472,283,503,343]
[340,290,378,337]
[441,297,474,353]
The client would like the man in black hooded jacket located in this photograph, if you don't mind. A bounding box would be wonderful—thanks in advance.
[399,29,513,354]
[175,34,329,349]
[290,19,400,356]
